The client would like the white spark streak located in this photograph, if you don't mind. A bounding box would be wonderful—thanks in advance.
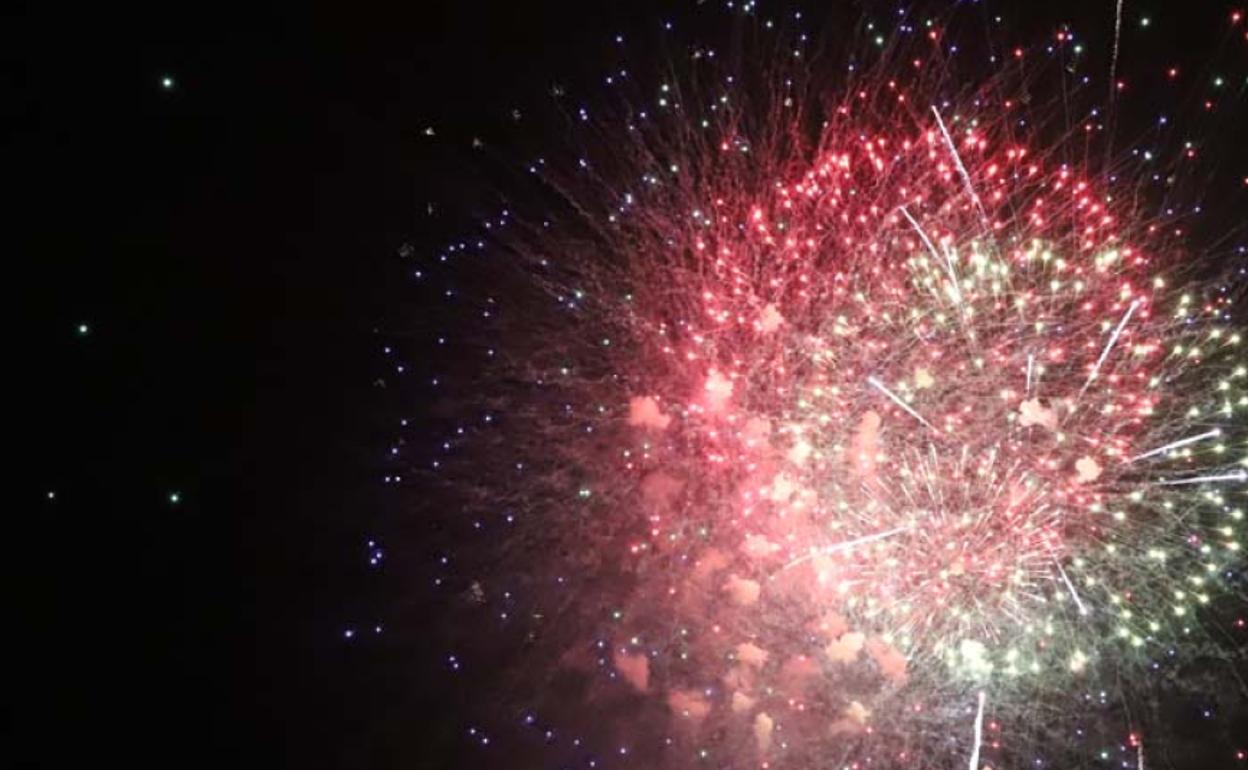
[901,205,962,305]
[1053,555,1089,615]
[868,375,938,432]
[1082,299,1140,395]
[932,105,985,219]
[1026,353,1035,394]
[1110,0,1125,100]
[1157,470,1248,486]
[779,526,910,573]
[968,691,986,770]
[1131,429,1222,462]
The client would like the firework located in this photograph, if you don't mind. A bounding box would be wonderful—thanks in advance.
[398,5,1248,768]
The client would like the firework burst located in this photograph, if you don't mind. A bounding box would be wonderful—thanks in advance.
[397,5,1248,767]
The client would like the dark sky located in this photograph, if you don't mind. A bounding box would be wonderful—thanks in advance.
[15,2,631,766]
[13,1,1245,767]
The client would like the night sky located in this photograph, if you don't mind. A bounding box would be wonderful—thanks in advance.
[14,1,1247,768]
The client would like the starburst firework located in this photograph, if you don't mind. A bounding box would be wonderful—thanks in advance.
[400,6,1248,767]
